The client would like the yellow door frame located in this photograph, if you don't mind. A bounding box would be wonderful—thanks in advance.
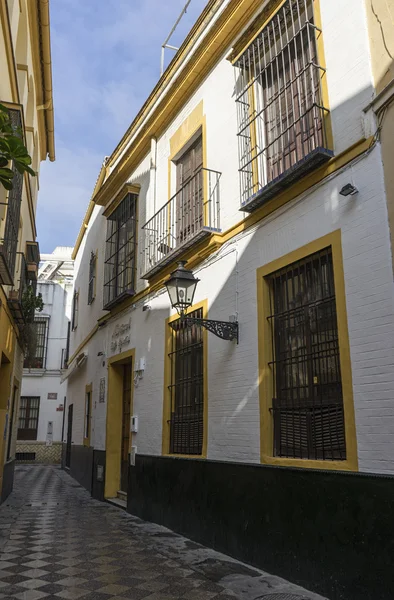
[105,348,135,499]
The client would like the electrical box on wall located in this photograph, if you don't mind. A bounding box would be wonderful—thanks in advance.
[131,415,138,433]
[136,357,146,372]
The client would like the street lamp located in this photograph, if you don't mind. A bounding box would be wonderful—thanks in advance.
[165,261,239,342]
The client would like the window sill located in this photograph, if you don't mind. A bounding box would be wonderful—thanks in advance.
[240,147,334,213]
[261,454,358,472]
[141,227,220,280]
[103,289,135,311]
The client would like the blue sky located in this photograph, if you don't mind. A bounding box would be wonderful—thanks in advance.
[37,0,207,253]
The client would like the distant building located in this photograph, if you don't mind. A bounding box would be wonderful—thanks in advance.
[17,247,73,464]
[0,0,55,501]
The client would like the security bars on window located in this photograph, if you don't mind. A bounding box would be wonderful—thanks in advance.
[0,109,24,285]
[141,168,221,279]
[71,291,78,331]
[18,397,40,441]
[23,318,48,369]
[234,0,331,210]
[104,193,137,309]
[168,308,204,455]
[267,247,346,461]
[88,251,96,304]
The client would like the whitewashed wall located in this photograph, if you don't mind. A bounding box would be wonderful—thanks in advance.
[66,0,394,474]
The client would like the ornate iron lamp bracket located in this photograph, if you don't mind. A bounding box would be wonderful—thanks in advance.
[173,317,239,342]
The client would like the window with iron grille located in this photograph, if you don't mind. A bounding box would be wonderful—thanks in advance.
[104,193,137,309]
[0,108,24,285]
[17,397,40,441]
[23,318,48,369]
[88,251,96,304]
[234,0,332,211]
[71,291,79,330]
[266,247,346,461]
[168,308,204,455]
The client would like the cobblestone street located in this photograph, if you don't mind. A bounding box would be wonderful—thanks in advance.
[0,467,327,600]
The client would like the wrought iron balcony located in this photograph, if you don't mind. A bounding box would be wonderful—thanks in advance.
[7,253,29,325]
[141,167,221,279]
[0,108,24,285]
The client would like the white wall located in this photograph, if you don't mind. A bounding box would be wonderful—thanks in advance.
[66,0,394,474]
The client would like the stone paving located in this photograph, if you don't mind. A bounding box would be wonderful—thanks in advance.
[0,466,328,600]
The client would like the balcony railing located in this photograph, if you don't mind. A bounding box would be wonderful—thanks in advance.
[141,167,221,279]
[7,253,29,325]
[0,108,24,285]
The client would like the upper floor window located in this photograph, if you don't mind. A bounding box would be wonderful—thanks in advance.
[18,397,40,441]
[23,318,48,369]
[88,251,96,305]
[0,107,24,285]
[234,0,332,212]
[72,290,79,330]
[104,193,137,309]
[266,247,346,461]
[141,133,221,279]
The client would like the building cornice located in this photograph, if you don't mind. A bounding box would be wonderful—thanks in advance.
[92,0,263,209]
[27,0,55,162]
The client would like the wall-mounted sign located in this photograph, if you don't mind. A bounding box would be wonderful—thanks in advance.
[99,378,106,403]
[110,318,131,353]
[48,393,58,400]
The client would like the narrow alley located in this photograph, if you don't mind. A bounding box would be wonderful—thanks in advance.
[0,467,326,600]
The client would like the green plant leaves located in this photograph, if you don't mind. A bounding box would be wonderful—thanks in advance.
[0,104,36,191]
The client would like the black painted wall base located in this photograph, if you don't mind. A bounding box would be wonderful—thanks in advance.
[69,445,94,492]
[1,460,14,504]
[62,446,106,502]
[92,450,106,502]
[128,455,394,600]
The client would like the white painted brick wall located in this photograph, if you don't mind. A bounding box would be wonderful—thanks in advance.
[66,0,394,474]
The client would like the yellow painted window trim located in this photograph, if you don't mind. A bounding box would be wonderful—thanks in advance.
[102,183,140,218]
[83,383,92,447]
[256,230,358,472]
[162,299,208,459]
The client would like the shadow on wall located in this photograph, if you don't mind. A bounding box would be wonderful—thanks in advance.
[129,79,394,600]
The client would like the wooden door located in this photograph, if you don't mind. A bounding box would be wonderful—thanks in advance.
[66,404,73,468]
[176,136,203,242]
[120,363,132,493]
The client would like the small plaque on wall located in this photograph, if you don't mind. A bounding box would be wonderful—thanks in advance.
[48,393,58,400]
[99,378,106,403]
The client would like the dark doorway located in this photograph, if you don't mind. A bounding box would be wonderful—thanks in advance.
[120,363,132,493]
[66,404,73,468]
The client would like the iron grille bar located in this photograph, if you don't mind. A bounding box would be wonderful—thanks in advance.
[0,108,24,285]
[266,246,346,461]
[104,193,137,309]
[141,167,221,279]
[7,252,29,324]
[88,251,96,305]
[24,318,48,369]
[234,0,332,211]
[168,308,204,455]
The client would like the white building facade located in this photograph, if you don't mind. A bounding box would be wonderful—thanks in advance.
[18,247,73,464]
[64,1,394,598]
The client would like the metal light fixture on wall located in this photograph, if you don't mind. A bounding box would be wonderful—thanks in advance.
[165,261,239,342]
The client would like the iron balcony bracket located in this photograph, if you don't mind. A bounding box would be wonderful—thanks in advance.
[179,317,239,343]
